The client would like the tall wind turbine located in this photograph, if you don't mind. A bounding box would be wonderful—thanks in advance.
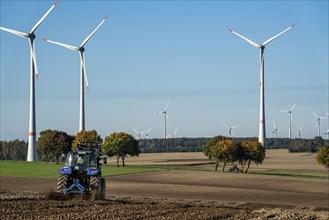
[280,104,296,138]
[313,112,327,137]
[228,24,295,146]
[43,16,108,131]
[0,1,58,162]
[223,123,238,138]
[154,101,170,139]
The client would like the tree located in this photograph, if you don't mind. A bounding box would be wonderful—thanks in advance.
[103,132,140,167]
[38,129,73,164]
[72,130,102,151]
[316,145,329,172]
[210,138,237,172]
[203,135,227,159]
[239,140,265,173]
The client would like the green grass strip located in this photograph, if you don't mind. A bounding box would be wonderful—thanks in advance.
[0,160,166,179]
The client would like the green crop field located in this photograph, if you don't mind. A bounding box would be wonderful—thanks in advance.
[0,161,166,179]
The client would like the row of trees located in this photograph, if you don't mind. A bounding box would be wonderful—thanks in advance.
[203,135,266,172]
[0,140,28,160]
[37,129,139,166]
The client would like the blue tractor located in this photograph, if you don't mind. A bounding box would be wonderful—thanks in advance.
[57,142,106,199]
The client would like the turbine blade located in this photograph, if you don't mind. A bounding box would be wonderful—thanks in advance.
[290,103,296,111]
[0,27,28,38]
[280,109,289,113]
[299,127,305,131]
[262,24,295,46]
[163,101,170,112]
[80,16,108,48]
[30,1,58,33]
[43,38,79,51]
[30,40,39,80]
[223,123,230,129]
[273,120,276,128]
[231,126,239,129]
[313,112,318,119]
[131,127,139,135]
[228,28,260,48]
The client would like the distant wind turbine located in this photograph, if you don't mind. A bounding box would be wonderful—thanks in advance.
[43,16,108,131]
[131,127,142,139]
[280,104,296,138]
[141,128,152,139]
[272,121,283,138]
[167,127,178,139]
[223,123,238,138]
[154,101,171,139]
[297,126,305,139]
[324,129,329,140]
[313,112,327,137]
[228,24,295,146]
[0,1,58,161]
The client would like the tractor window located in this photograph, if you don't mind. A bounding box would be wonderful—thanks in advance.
[89,154,97,167]
[65,152,76,166]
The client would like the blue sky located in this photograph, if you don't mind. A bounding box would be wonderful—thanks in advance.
[1,0,328,141]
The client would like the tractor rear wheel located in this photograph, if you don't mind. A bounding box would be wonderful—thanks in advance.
[99,178,106,199]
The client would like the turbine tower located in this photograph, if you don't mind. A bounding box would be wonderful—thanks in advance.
[228,24,295,146]
[43,16,108,131]
[223,123,238,138]
[313,112,326,137]
[280,104,296,138]
[154,101,170,139]
[0,1,58,162]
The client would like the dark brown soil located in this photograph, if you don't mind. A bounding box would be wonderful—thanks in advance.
[1,170,329,219]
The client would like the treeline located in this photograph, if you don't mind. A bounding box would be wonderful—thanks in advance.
[1,136,328,161]
[0,140,29,160]
[138,137,328,153]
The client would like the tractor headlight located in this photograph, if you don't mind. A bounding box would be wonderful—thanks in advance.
[74,165,79,170]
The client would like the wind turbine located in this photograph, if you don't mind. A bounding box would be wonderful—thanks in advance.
[313,112,327,137]
[131,127,142,139]
[223,123,238,138]
[228,24,295,146]
[43,16,108,131]
[324,129,329,140]
[141,128,152,139]
[272,121,283,138]
[297,126,305,139]
[280,104,296,138]
[167,127,178,139]
[154,101,170,139]
[0,1,58,162]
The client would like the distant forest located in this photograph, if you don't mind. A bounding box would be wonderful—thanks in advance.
[1,137,327,161]
[137,137,327,153]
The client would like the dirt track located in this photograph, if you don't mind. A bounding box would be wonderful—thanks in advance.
[1,170,329,219]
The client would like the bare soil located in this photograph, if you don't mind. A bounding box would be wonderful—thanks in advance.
[1,170,329,219]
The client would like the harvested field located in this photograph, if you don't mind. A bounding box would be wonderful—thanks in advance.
[1,150,329,219]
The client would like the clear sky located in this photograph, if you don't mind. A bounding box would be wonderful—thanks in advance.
[1,0,328,141]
